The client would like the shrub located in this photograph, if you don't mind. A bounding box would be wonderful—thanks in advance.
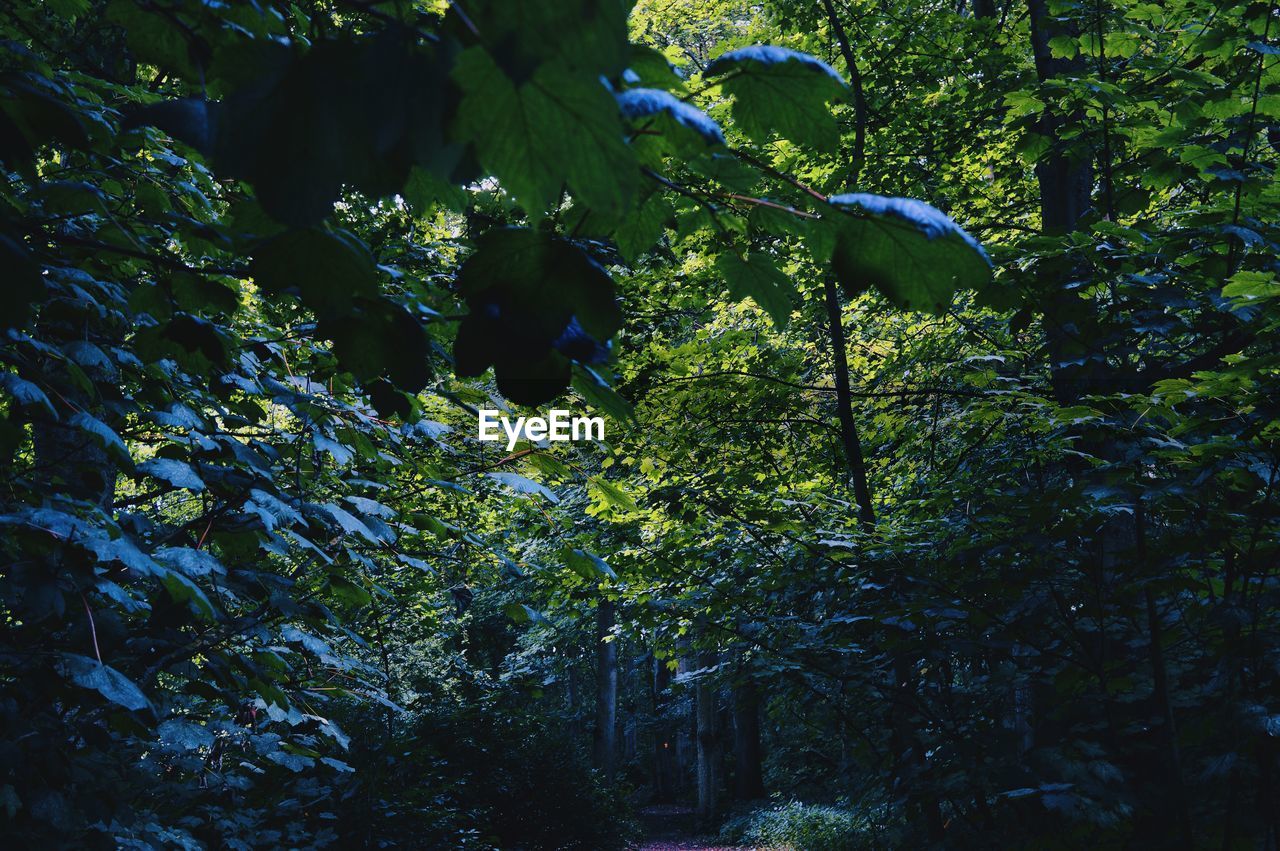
[719,800,872,851]
[330,695,639,850]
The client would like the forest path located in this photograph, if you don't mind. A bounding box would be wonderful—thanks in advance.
[633,805,746,851]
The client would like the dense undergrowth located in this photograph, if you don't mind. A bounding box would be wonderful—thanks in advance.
[2,0,1278,848]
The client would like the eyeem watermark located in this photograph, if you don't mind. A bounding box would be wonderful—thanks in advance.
[478,409,604,451]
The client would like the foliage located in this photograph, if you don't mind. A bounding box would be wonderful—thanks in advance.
[718,800,876,850]
[1,0,1278,847]
[330,677,638,850]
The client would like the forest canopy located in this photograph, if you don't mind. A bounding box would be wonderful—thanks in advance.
[1,0,1278,848]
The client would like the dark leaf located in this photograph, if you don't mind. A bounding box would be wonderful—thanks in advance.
[828,193,991,313]
[57,653,150,712]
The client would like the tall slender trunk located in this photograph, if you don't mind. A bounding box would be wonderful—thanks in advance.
[594,598,618,783]
[1026,0,1097,404]
[733,677,766,800]
[821,276,875,530]
[822,277,941,836]
[652,654,676,802]
[1136,501,1193,849]
[818,0,867,187]
[695,650,721,827]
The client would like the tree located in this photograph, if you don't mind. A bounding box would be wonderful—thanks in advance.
[4,0,1278,847]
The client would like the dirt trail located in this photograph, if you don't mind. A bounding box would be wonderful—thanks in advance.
[633,805,745,851]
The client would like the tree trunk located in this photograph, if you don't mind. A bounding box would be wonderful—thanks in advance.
[972,0,998,18]
[733,677,766,800]
[1136,502,1193,850]
[821,276,875,530]
[821,277,943,836]
[652,654,676,802]
[818,0,867,187]
[695,651,721,827]
[594,598,618,783]
[1025,0,1098,404]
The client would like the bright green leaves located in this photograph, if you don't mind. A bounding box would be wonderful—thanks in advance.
[827,193,992,313]
[452,48,637,217]
[453,228,620,405]
[1222,271,1280,306]
[586,476,639,518]
[504,602,550,625]
[715,252,794,328]
[565,547,618,582]
[705,46,847,151]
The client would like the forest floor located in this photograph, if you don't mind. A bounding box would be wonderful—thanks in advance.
[633,805,748,850]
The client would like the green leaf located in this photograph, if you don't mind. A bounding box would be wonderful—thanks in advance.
[70,413,132,465]
[487,472,560,503]
[588,475,639,513]
[1048,34,1079,59]
[139,458,205,491]
[250,228,377,319]
[612,192,674,262]
[156,567,216,620]
[318,297,433,392]
[616,88,724,146]
[504,602,550,625]
[625,45,685,91]
[329,574,372,607]
[0,373,55,417]
[158,718,215,750]
[57,653,150,711]
[452,48,637,216]
[454,228,620,404]
[565,547,618,581]
[32,180,109,216]
[705,45,847,151]
[572,366,635,424]
[1222,271,1279,303]
[827,193,991,313]
[403,165,467,216]
[715,252,794,328]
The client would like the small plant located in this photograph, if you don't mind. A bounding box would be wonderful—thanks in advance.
[719,800,872,851]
